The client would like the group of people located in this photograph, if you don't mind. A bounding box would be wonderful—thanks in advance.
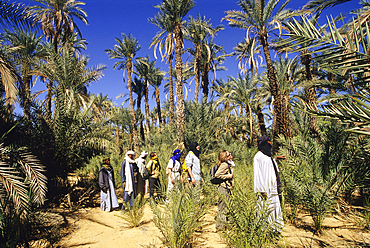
[98,137,284,232]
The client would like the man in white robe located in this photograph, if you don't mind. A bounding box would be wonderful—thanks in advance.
[99,157,119,212]
[253,134,284,231]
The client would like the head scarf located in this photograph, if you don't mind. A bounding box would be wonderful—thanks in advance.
[189,142,201,158]
[171,149,181,164]
[102,156,112,170]
[257,134,272,157]
[140,151,148,159]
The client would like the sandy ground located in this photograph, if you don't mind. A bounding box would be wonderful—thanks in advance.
[28,187,370,248]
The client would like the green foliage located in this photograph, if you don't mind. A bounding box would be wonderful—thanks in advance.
[0,199,20,248]
[119,196,148,228]
[151,182,208,248]
[223,178,281,247]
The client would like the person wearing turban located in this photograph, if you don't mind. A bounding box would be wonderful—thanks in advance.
[120,151,139,209]
[135,151,148,197]
[253,134,284,231]
[99,156,119,211]
[166,149,182,195]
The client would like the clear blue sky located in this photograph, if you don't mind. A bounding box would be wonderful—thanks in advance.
[19,0,362,111]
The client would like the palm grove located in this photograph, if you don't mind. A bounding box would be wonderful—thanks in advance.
[1,0,370,246]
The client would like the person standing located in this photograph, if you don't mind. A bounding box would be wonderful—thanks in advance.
[120,151,139,209]
[147,152,161,199]
[166,149,182,195]
[214,150,234,231]
[99,156,119,212]
[186,142,203,186]
[253,134,284,231]
[136,151,148,197]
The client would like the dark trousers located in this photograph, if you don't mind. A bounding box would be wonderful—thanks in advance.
[149,177,161,198]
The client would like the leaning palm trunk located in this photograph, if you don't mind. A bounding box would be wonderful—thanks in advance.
[260,34,291,152]
[174,23,185,144]
[201,61,210,102]
[127,61,140,152]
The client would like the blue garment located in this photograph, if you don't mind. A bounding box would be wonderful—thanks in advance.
[171,149,181,165]
[120,160,138,208]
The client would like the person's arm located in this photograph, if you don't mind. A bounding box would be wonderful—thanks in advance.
[120,161,126,188]
[167,160,175,184]
[98,170,107,193]
[187,166,196,185]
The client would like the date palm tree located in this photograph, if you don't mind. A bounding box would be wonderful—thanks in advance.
[231,37,263,76]
[153,0,195,144]
[184,14,224,103]
[0,0,35,106]
[134,57,163,146]
[149,10,176,125]
[27,0,88,116]
[150,73,165,129]
[105,33,141,152]
[224,0,294,152]
[2,29,43,120]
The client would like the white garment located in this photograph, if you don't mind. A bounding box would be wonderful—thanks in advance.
[136,157,146,176]
[185,151,201,180]
[124,155,136,196]
[253,151,284,230]
[100,170,119,211]
[166,159,181,194]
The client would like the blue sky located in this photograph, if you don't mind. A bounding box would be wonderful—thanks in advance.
[18,0,363,111]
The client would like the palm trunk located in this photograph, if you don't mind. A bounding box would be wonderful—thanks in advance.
[194,44,201,103]
[45,79,52,120]
[127,60,140,153]
[168,54,175,124]
[155,87,162,129]
[115,126,120,153]
[137,97,145,142]
[23,75,31,120]
[301,54,319,138]
[174,22,185,144]
[144,79,151,146]
[201,62,209,103]
[259,34,291,153]
[257,104,266,136]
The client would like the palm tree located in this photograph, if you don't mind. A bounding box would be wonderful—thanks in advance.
[116,76,146,142]
[0,0,35,106]
[27,0,88,117]
[134,57,162,146]
[150,73,165,129]
[184,14,224,103]
[27,0,88,53]
[199,39,226,102]
[153,0,195,144]
[105,33,141,152]
[224,0,294,152]
[231,37,263,76]
[2,29,43,119]
[149,9,176,124]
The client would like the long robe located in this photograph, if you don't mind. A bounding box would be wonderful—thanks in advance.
[253,151,284,231]
[120,160,138,208]
[99,169,119,211]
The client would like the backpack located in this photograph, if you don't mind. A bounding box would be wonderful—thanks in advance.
[210,164,224,184]
[142,167,150,180]
[182,151,194,172]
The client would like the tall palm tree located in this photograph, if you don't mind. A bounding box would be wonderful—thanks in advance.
[231,37,263,76]
[149,10,176,124]
[2,29,43,119]
[116,76,146,142]
[0,0,35,106]
[27,0,88,53]
[150,73,165,129]
[199,39,226,102]
[27,0,88,117]
[105,33,141,152]
[134,57,163,146]
[224,0,294,152]
[184,14,224,103]
[153,0,195,144]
